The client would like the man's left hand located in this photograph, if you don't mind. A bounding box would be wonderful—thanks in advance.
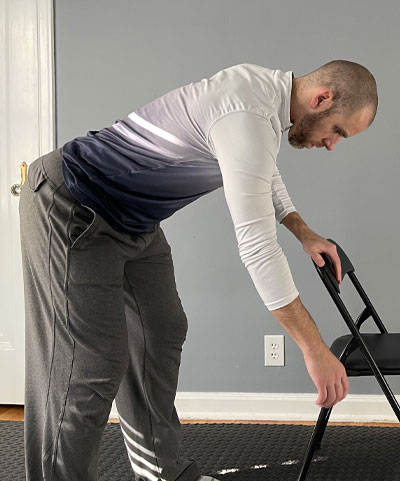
[301,232,342,284]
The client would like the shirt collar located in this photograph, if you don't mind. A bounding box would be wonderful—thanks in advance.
[275,70,294,132]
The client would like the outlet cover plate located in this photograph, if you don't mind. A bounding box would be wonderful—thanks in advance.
[264,335,285,366]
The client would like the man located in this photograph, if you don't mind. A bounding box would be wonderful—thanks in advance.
[19,59,377,481]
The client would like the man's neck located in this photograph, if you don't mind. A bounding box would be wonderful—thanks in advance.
[290,77,305,124]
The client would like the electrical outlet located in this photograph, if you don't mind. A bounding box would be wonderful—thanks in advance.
[264,335,285,366]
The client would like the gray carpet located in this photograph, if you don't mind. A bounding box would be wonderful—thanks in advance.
[0,420,399,480]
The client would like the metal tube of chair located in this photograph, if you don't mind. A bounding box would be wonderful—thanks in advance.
[296,407,331,481]
[314,406,333,449]
[324,277,400,421]
[302,240,400,481]
[348,272,388,333]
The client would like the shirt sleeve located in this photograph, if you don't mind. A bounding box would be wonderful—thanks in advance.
[208,110,299,311]
[271,163,297,224]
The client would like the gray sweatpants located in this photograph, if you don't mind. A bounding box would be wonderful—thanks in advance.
[18,148,200,481]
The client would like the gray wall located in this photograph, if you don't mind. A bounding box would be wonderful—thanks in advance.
[55,0,400,395]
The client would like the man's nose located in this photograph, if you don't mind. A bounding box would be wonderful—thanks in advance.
[324,137,340,151]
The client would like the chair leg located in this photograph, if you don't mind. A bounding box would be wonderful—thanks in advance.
[379,380,400,422]
[314,406,333,449]
[296,407,331,481]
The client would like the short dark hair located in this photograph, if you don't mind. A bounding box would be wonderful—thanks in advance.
[307,60,378,125]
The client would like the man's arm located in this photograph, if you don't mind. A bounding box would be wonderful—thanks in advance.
[281,211,343,284]
[208,112,348,408]
[208,111,299,311]
[271,165,343,284]
[271,164,297,223]
[271,295,324,354]
[271,295,349,408]
[281,211,311,243]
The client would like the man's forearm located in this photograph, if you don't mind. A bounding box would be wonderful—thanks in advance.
[277,213,332,354]
[281,211,314,244]
[271,295,327,356]
[276,213,338,356]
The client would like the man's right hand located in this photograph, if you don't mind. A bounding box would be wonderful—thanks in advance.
[303,343,349,408]
[271,296,349,409]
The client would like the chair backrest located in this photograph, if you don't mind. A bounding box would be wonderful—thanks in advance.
[318,239,354,294]
[312,239,387,335]
[312,240,400,432]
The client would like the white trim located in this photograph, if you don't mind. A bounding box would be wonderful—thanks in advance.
[0,0,55,404]
[37,0,56,154]
[110,392,400,424]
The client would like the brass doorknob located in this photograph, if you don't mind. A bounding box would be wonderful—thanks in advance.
[10,162,27,197]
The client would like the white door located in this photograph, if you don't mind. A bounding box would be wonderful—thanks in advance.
[0,0,55,404]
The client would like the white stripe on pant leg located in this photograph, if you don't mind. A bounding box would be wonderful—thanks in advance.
[120,424,157,458]
[127,458,166,481]
[118,413,145,440]
[124,442,161,474]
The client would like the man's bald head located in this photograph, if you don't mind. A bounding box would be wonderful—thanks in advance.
[302,60,378,124]
[288,60,378,150]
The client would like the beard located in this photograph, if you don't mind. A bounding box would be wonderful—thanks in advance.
[288,109,332,149]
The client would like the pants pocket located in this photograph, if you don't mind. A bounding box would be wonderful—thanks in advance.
[68,203,100,250]
[28,156,48,192]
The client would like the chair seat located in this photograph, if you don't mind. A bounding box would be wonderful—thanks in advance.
[330,333,400,376]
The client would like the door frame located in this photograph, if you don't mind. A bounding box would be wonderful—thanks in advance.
[0,0,55,403]
[35,0,56,153]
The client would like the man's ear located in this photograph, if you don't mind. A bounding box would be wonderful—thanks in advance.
[309,90,334,111]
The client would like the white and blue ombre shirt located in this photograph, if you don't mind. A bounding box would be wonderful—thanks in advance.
[61,63,299,310]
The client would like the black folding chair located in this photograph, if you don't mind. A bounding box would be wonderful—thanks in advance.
[297,239,400,481]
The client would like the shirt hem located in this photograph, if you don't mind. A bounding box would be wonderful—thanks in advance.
[265,289,299,311]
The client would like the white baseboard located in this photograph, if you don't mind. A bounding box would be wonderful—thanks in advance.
[109,392,400,424]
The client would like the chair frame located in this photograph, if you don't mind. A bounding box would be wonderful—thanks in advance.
[297,238,400,481]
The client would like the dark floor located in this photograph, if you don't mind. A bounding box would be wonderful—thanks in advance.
[1,418,400,480]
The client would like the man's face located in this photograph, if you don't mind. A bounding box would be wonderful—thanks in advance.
[288,106,372,151]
